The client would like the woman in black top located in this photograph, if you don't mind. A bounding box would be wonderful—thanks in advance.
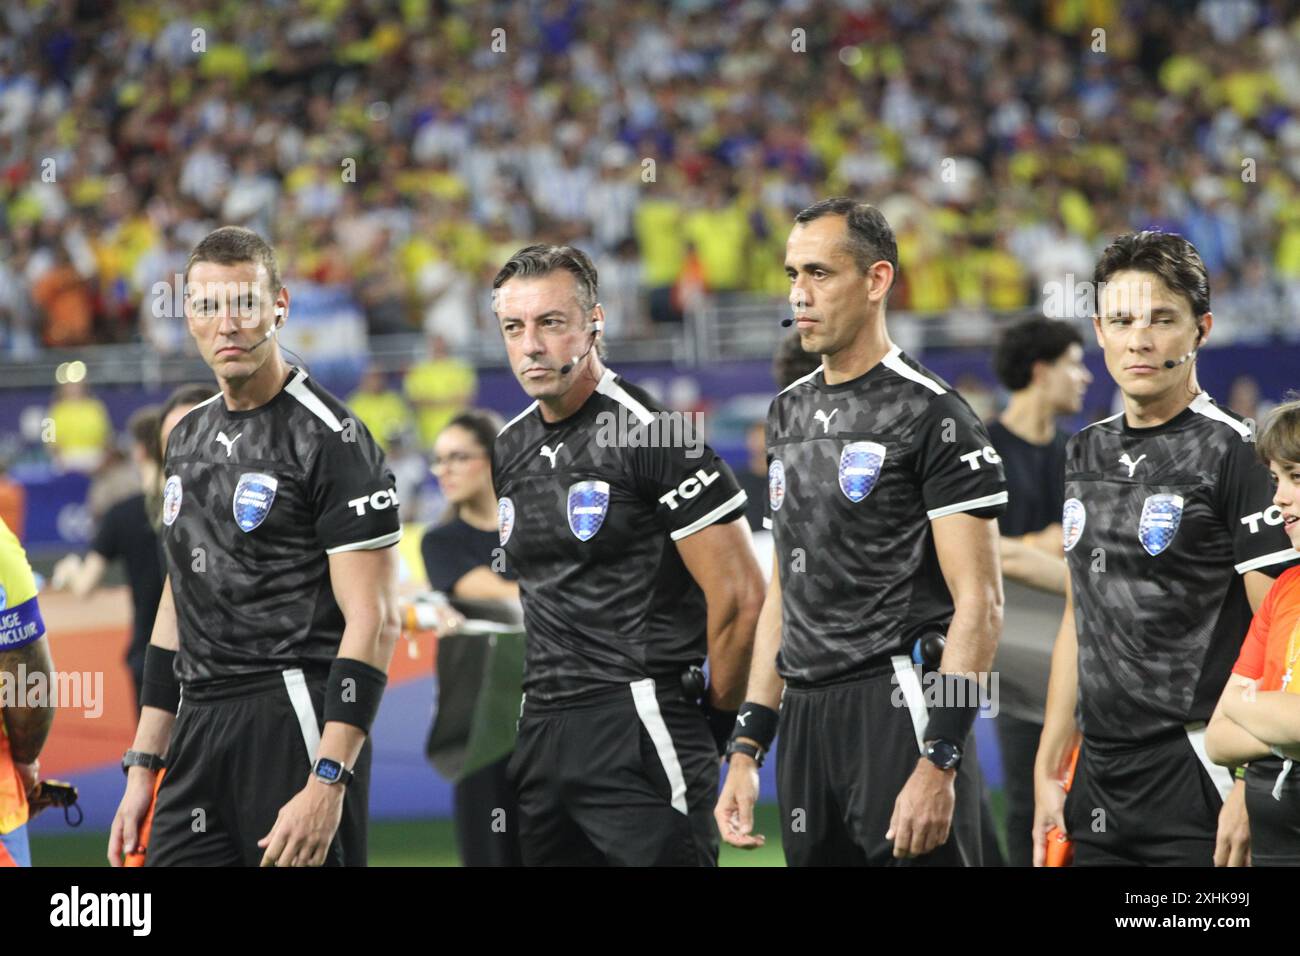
[420,409,522,866]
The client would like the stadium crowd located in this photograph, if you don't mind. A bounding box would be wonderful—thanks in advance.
[3,0,1300,358]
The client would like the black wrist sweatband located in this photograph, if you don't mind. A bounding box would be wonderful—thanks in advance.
[922,674,980,744]
[730,701,779,751]
[323,658,388,733]
[140,645,180,713]
[700,696,737,756]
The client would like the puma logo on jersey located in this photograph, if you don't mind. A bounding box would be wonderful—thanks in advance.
[539,443,564,469]
[347,488,400,516]
[658,468,720,510]
[813,409,838,434]
[959,446,1002,470]
[1119,453,1146,477]
[214,431,242,457]
[1241,505,1284,534]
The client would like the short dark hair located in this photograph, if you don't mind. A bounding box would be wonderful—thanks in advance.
[793,198,899,284]
[159,383,217,439]
[126,404,162,465]
[492,244,598,314]
[1093,231,1210,319]
[184,226,282,295]
[1257,394,1300,468]
[772,331,822,390]
[993,318,1085,391]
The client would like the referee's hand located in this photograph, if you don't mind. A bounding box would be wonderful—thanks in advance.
[1031,775,1068,867]
[1213,779,1251,867]
[715,753,765,849]
[887,759,955,859]
[108,769,156,867]
[258,778,346,867]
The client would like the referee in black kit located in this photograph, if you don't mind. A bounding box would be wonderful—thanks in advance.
[108,226,402,867]
[715,199,1007,866]
[491,244,765,866]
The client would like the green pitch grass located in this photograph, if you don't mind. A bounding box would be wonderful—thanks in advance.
[28,802,789,866]
[31,796,1008,866]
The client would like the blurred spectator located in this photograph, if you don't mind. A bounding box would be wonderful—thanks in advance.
[1,0,1298,353]
[346,365,413,453]
[404,335,477,452]
[31,248,94,348]
[47,379,112,473]
[51,405,164,708]
[1227,373,1276,427]
[737,419,768,533]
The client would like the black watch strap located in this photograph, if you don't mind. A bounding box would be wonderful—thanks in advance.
[121,750,165,775]
[725,739,764,767]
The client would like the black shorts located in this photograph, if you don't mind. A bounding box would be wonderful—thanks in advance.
[1065,727,1231,867]
[147,667,371,867]
[508,677,720,866]
[776,665,986,867]
[1244,757,1300,866]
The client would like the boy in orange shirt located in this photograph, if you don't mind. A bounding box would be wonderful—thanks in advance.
[1208,398,1300,865]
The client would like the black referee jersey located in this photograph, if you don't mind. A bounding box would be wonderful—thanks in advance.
[161,365,402,683]
[1065,392,1298,745]
[764,347,1008,684]
[492,367,748,701]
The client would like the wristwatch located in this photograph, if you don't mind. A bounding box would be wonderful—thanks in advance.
[924,738,963,772]
[312,757,355,787]
[725,739,765,767]
[121,750,166,775]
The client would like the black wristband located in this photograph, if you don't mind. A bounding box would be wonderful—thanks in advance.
[700,696,737,756]
[730,701,779,751]
[725,739,763,766]
[140,645,180,713]
[322,658,388,733]
[922,674,980,745]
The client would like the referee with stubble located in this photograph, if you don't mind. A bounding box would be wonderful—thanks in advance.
[108,226,402,866]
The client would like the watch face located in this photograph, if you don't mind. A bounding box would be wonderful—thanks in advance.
[927,741,961,770]
[315,759,343,783]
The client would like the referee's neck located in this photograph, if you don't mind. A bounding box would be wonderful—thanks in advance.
[822,325,893,386]
[1121,381,1201,430]
[538,356,606,423]
[217,352,292,412]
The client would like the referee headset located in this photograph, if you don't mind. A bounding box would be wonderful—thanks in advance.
[558,310,604,376]
[249,304,286,350]
[1163,320,1206,369]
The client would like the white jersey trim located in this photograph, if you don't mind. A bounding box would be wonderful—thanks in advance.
[882,346,946,395]
[926,490,1009,521]
[1190,391,1252,440]
[325,528,403,555]
[286,372,344,433]
[499,401,539,436]
[1236,547,1298,575]
[594,369,655,426]
[778,364,824,395]
[762,515,773,530]
[669,490,748,541]
[1081,410,1124,431]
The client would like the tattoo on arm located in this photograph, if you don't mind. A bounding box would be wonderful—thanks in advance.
[0,637,56,763]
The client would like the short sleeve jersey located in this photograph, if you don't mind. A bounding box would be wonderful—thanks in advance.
[1232,565,1300,693]
[493,368,747,702]
[161,367,402,685]
[765,348,1008,685]
[1064,393,1299,742]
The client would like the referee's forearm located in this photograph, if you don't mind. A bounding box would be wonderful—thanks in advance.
[939,590,1002,676]
[706,593,762,709]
